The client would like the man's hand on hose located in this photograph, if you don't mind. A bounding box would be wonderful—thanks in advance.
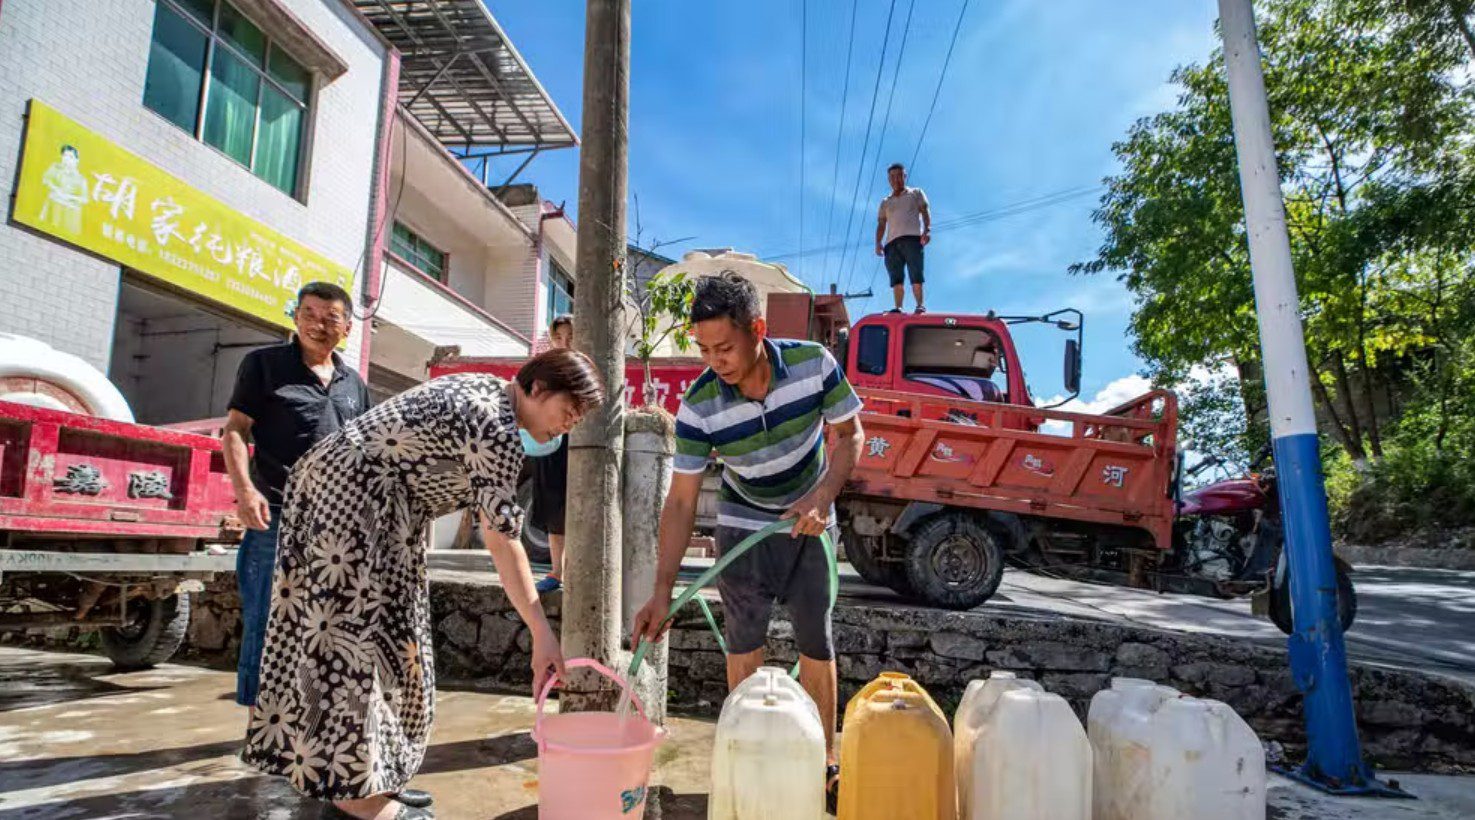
[631,588,674,648]
[783,487,833,537]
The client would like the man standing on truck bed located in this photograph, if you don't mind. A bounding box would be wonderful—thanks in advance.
[220,282,370,714]
[875,161,931,314]
[632,271,865,807]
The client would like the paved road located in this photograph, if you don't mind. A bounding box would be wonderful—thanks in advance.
[429,553,1475,681]
[968,565,1475,682]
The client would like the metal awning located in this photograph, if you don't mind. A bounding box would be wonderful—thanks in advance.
[353,0,578,162]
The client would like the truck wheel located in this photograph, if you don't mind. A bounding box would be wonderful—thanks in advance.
[841,527,912,595]
[516,478,552,565]
[1269,561,1357,635]
[100,594,190,670]
[903,513,1004,610]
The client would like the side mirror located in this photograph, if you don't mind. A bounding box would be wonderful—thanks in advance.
[1064,339,1082,395]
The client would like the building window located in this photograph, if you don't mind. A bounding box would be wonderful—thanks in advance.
[143,0,311,196]
[856,326,889,375]
[390,222,447,281]
[546,262,574,327]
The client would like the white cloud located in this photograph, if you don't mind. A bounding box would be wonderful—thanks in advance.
[1036,374,1153,436]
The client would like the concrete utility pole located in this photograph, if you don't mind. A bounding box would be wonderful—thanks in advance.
[562,0,631,713]
[1217,0,1400,796]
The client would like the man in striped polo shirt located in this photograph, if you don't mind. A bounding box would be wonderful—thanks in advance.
[632,271,865,789]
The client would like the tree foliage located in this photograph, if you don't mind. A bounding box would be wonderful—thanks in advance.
[627,270,695,406]
[1077,0,1475,537]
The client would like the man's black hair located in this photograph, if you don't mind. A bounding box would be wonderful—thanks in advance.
[297,281,354,314]
[887,162,905,172]
[60,144,78,158]
[691,270,760,328]
[549,313,573,332]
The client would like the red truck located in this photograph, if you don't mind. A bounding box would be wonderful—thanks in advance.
[432,290,1215,611]
[0,401,239,667]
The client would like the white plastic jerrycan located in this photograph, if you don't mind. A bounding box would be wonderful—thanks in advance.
[965,687,1091,820]
[709,666,826,820]
[1088,678,1180,820]
[954,671,1044,818]
[1145,695,1266,820]
[1089,678,1266,820]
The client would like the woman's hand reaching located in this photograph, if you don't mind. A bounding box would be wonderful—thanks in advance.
[530,622,566,697]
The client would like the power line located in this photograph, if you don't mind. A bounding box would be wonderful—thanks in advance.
[798,0,807,284]
[765,183,1102,262]
[818,1,862,288]
[909,0,971,174]
[832,0,901,290]
[841,0,917,297]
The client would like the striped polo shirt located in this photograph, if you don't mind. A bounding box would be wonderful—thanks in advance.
[674,337,863,531]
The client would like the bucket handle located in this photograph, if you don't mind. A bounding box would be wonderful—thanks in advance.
[533,658,651,734]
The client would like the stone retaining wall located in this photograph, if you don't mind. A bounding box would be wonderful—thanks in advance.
[175,569,1475,773]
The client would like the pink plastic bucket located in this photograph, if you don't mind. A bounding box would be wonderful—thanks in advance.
[532,659,665,819]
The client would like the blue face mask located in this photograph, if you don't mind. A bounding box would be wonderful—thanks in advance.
[519,428,563,457]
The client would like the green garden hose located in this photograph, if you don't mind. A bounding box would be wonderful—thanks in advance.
[627,519,839,679]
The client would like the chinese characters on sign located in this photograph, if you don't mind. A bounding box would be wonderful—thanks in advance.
[1101,465,1129,488]
[54,464,107,496]
[866,436,892,458]
[14,100,352,333]
[127,471,174,500]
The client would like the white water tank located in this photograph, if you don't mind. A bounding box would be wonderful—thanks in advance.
[0,333,133,421]
[1088,678,1179,820]
[709,667,825,820]
[953,671,1044,818]
[964,686,1092,820]
[1146,696,1265,820]
[1088,678,1265,820]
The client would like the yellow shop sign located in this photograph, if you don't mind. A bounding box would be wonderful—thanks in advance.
[12,100,354,332]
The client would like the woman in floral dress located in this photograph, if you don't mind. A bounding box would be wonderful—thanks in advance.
[242,349,604,820]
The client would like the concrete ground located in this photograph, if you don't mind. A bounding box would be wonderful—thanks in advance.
[3,646,1473,819]
[0,646,712,819]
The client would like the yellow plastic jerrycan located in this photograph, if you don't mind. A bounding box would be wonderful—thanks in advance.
[838,672,956,820]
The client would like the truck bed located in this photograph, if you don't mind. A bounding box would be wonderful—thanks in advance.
[0,401,239,546]
[851,388,1178,548]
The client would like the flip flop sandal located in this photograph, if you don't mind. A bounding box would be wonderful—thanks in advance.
[394,789,433,809]
[320,801,435,820]
[825,763,841,815]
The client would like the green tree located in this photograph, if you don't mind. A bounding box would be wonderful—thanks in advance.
[1074,0,1475,468]
[627,270,695,406]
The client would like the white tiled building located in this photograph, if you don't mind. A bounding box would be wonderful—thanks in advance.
[0,0,583,422]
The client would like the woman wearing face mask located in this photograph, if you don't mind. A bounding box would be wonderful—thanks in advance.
[241,349,603,820]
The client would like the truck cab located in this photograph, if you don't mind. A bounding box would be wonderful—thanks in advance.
[845,312,1028,407]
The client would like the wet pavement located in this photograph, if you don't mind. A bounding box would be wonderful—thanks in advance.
[0,646,713,819]
[3,645,1474,819]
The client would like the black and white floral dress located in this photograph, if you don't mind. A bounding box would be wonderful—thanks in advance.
[241,374,524,799]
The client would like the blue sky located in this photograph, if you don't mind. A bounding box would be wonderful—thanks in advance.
[488,0,1221,402]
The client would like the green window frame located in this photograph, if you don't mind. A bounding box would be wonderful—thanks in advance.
[143,0,311,197]
[390,222,448,282]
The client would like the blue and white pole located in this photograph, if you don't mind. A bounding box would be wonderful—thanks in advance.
[1217,0,1402,795]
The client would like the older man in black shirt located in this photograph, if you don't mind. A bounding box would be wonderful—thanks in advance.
[221,282,370,713]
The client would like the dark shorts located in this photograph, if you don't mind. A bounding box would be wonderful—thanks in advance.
[529,437,568,536]
[715,525,837,661]
[884,235,925,287]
